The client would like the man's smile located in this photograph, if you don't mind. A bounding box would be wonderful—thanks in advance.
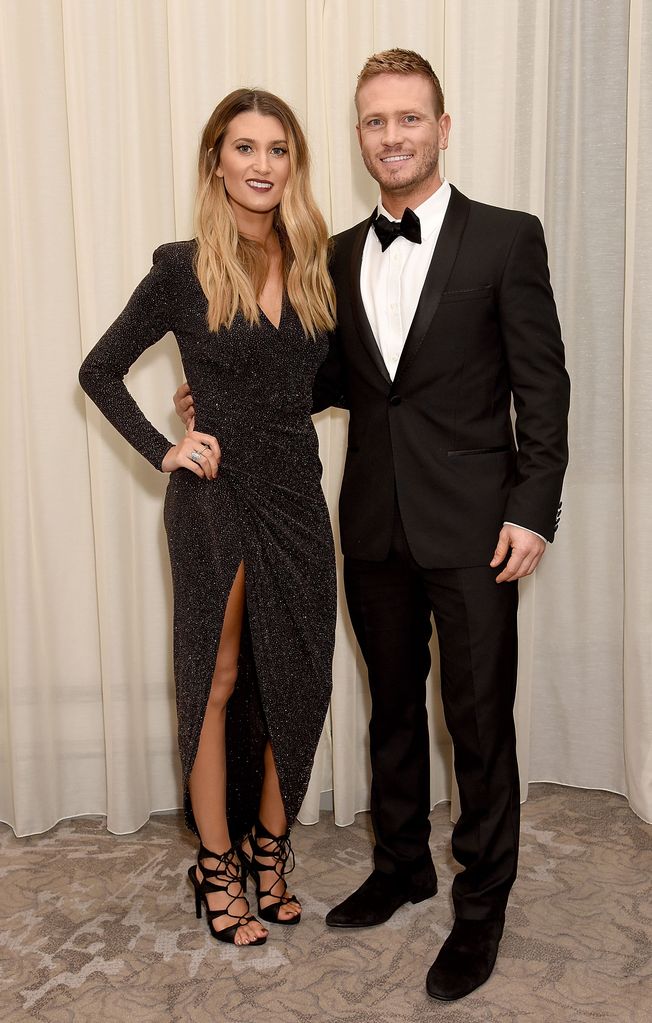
[380,154,413,163]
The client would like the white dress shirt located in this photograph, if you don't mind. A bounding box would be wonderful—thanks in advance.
[360,180,451,380]
[359,179,546,545]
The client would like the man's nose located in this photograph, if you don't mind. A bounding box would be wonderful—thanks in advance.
[381,120,403,147]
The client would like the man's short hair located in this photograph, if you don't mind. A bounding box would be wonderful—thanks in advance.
[355,48,445,118]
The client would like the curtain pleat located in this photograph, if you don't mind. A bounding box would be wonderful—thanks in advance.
[623,0,652,822]
[529,0,630,795]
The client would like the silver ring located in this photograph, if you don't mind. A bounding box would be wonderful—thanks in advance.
[190,450,203,464]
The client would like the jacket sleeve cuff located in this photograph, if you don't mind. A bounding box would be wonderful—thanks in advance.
[502,521,547,543]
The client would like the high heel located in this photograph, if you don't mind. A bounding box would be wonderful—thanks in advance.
[239,820,302,925]
[188,842,267,945]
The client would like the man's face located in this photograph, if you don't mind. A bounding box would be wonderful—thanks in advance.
[356,73,450,201]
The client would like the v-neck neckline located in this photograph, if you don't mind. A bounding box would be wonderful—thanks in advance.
[258,293,285,332]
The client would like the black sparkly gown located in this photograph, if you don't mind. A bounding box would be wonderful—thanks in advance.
[79,241,336,841]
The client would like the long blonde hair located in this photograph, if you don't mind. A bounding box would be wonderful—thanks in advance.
[194,89,335,337]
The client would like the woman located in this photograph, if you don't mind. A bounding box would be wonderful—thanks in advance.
[79,89,337,947]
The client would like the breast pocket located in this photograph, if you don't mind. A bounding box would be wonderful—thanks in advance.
[439,284,494,304]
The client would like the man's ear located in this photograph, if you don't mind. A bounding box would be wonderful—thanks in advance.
[438,113,451,151]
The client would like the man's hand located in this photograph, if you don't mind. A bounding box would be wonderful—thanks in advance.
[174,382,195,430]
[490,524,546,583]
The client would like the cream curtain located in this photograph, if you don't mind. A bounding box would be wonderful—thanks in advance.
[1,0,649,838]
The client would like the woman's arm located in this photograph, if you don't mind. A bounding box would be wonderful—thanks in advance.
[79,244,180,470]
[311,330,349,414]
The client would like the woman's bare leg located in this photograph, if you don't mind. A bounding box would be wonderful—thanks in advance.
[188,562,267,945]
[259,742,290,835]
[242,742,302,921]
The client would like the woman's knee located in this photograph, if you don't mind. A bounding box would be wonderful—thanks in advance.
[206,661,238,712]
[205,565,245,714]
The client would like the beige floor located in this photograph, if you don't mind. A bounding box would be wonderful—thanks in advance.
[2,784,651,1023]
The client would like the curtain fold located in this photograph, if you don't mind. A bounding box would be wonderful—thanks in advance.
[529,0,630,796]
[623,0,652,822]
[1,0,649,837]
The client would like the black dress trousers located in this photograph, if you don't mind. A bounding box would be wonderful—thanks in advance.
[343,501,520,921]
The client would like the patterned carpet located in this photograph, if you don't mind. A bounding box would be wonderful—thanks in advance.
[1,784,651,1022]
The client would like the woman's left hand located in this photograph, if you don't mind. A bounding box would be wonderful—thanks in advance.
[161,429,221,479]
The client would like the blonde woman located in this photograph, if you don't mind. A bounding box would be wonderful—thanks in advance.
[79,90,337,947]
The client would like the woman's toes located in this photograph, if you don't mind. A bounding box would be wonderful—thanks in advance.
[280,903,300,920]
[242,921,266,943]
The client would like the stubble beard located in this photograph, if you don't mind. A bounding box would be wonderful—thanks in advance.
[362,141,441,199]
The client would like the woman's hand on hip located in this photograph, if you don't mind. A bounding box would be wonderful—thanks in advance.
[161,430,221,479]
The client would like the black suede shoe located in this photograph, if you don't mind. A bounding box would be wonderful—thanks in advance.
[426,917,505,1001]
[325,868,437,928]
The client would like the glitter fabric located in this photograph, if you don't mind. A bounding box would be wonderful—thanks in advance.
[79,241,336,840]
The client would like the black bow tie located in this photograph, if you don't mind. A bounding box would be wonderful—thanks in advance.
[373,208,422,251]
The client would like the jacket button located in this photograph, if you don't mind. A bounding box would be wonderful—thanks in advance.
[389,395,402,406]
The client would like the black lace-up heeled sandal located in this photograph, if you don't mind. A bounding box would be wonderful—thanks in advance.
[239,820,302,925]
[188,843,267,945]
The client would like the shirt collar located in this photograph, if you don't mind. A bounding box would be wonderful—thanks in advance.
[376,179,451,240]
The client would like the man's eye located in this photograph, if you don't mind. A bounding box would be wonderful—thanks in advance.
[368,119,383,128]
[404,115,418,123]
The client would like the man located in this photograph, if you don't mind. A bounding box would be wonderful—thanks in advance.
[176,49,569,1001]
[313,48,569,1001]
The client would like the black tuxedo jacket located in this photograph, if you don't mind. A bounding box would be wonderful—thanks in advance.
[314,184,570,568]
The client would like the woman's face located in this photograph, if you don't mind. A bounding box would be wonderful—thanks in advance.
[216,112,291,219]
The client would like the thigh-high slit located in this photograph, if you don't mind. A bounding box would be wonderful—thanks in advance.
[164,451,336,843]
[188,561,246,847]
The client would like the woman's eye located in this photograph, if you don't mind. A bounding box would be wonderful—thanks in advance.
[271,147,288,157]
[236,144,253,153]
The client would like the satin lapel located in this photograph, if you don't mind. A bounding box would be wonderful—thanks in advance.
[393,185,472,388]
[349,213,392,386]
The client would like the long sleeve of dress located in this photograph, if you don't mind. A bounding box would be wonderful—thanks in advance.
[311,328,349,414]
[79,244,179,470]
